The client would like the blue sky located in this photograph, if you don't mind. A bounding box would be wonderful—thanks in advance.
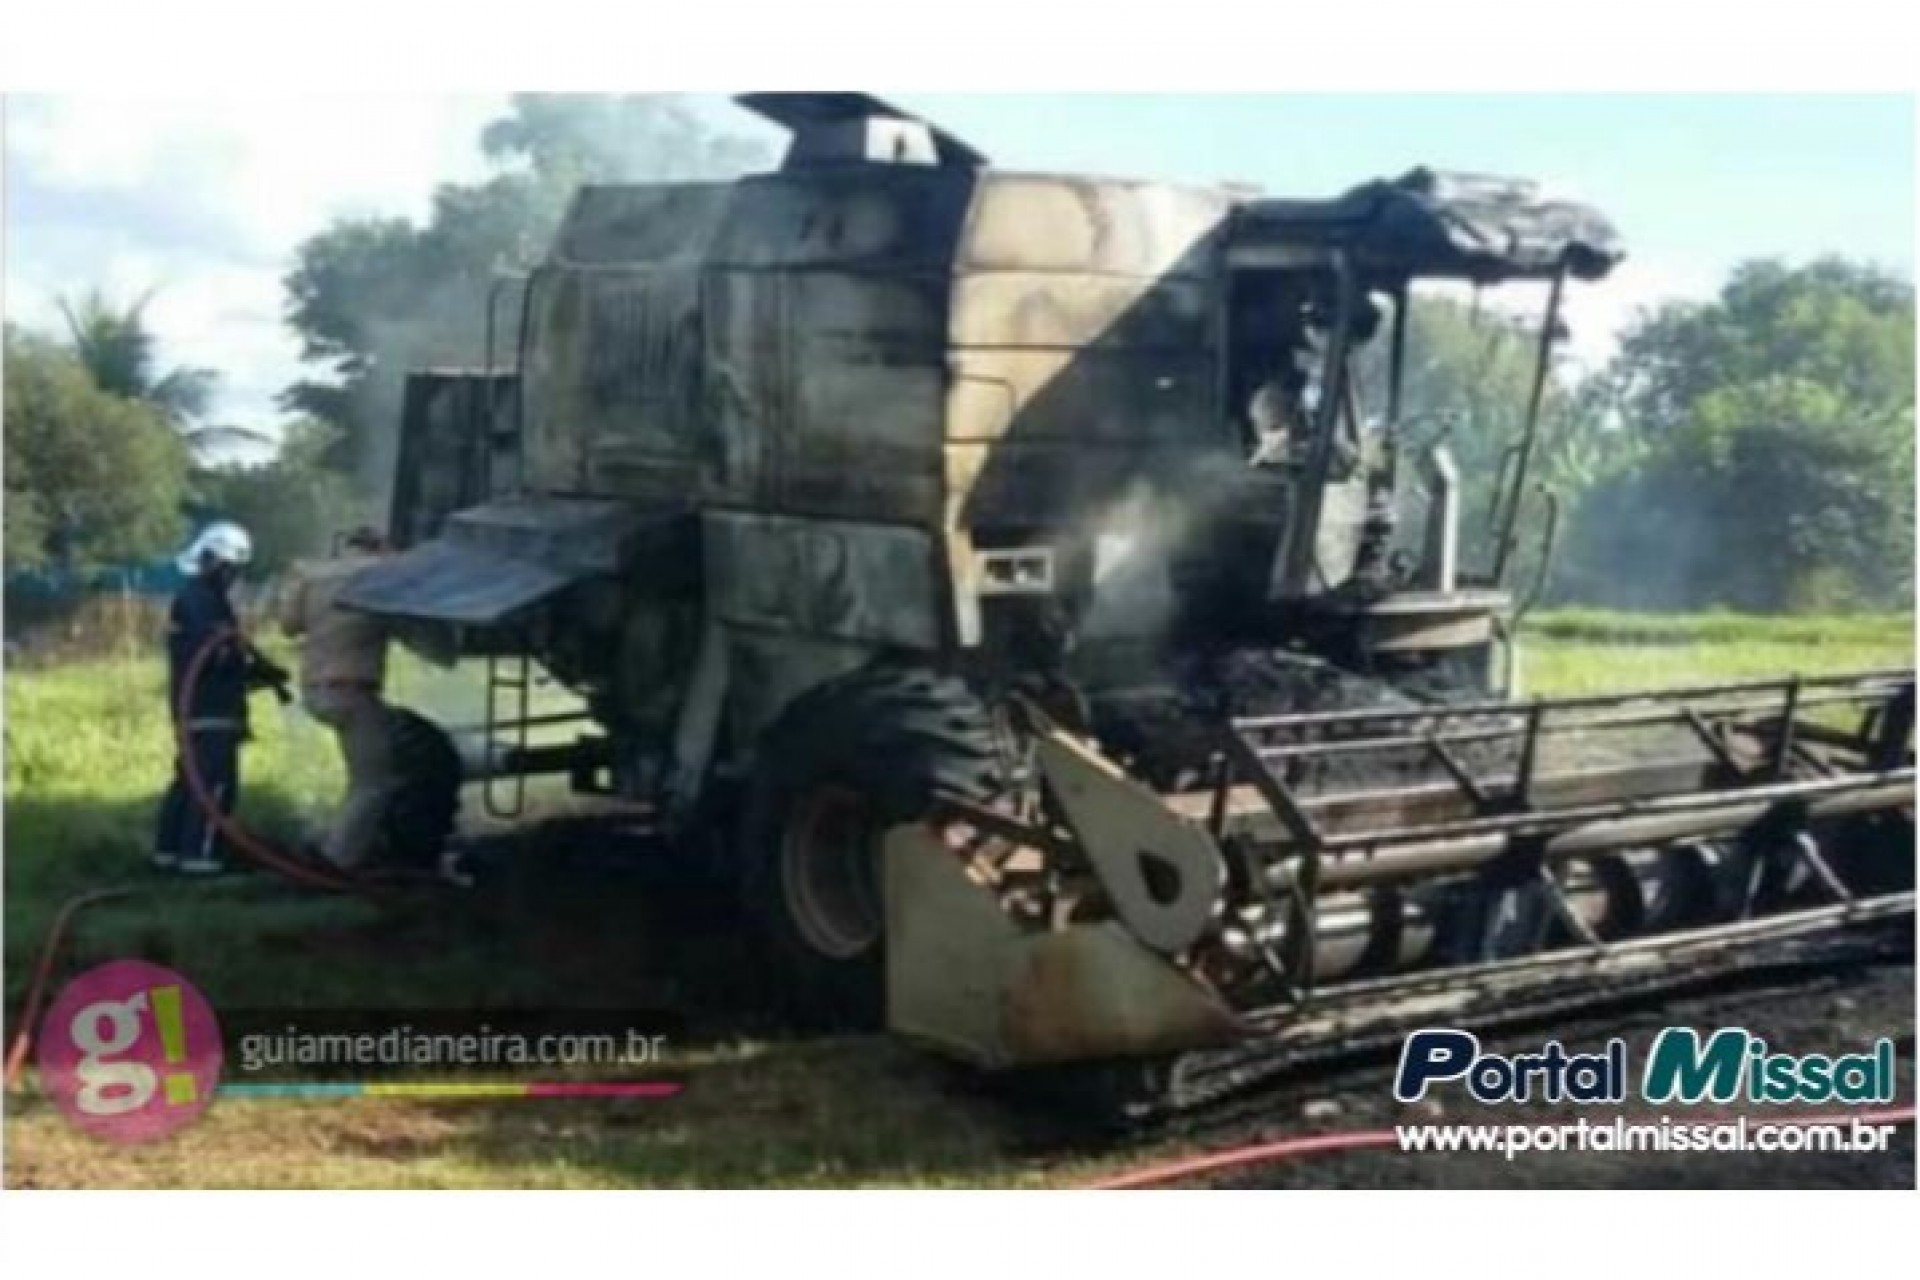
[897,94,1914,270]
[5,93,1912,438]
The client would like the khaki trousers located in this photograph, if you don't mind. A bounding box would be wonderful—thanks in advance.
[302,684,396,870]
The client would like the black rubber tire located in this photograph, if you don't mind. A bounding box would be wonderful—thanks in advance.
[737,664,1003,1030]
[374,707,463,871]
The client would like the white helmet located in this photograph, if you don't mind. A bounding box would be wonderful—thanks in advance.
[177,521,254,575]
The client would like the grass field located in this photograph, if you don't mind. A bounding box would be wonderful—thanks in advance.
[4,611,1911,1188]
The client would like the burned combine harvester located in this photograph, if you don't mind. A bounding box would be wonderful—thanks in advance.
[344,93,1915,1082]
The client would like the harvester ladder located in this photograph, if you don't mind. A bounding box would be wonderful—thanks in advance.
[484,649,532,820]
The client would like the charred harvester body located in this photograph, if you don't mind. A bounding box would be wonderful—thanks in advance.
[346,94,1915,1085]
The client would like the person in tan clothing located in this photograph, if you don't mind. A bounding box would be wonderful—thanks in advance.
[279,527,397,870]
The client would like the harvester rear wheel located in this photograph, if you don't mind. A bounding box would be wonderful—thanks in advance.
[738,664,1003,1029]
[373,707,463,872]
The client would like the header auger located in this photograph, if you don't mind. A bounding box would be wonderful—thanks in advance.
[887,669,1913,1080]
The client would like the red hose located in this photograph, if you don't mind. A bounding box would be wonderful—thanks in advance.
[1085,1105,1918,1188]
[3,888,139,1091]
[174,625,364,894]
[7,624,369,1088]
[1088,1128,1400,1188]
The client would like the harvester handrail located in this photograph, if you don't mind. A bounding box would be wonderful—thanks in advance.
[1233,667,1914,734]
[1247,683,1899,761]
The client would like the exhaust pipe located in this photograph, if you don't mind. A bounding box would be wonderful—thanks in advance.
[1418,442,1460,594]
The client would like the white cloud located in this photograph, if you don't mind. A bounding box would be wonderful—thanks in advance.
[6,94,507,436]
[10,95,503,255]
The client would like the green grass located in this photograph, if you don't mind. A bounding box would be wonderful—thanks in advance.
[3,648,1084,1188]
[1519,610,1911,695]
[1524,610,1910,647]
[4,611,1911,1187]
[5,1038,1094,1189]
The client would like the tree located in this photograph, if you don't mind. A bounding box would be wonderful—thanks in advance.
[1559,259,1914,611]
[4,324,191,571]
[283,94,769,487]
[1364,291,1614,590]
[479,93,768,187]
[192,419,370,577]
[59,289,215,420]
[57,288,269,464]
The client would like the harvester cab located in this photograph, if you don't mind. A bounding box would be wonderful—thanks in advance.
[340,93,1913,1088]
[1184,167,1622,690]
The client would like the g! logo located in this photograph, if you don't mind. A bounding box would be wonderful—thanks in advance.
[37,960,222,1143]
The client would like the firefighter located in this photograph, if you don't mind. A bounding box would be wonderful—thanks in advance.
[153,521,289,875]
[279,527,397,870]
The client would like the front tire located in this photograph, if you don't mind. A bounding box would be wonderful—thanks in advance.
[737,664,1002,1029]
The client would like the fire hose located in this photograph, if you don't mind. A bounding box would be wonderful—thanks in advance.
[167,624,365,894]
[1084,1105,1918,1188]
[3,888,140,1090]
[5,625,371,1090]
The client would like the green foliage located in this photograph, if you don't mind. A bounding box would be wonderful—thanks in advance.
[1558,259,1915,611]
[1367,293,1617,584]
[191,419,371,576]
[51,289,278,470]
[480,93,769,186]
[283,94,770,484]
[3,325,191,571]
[58,288,218,423]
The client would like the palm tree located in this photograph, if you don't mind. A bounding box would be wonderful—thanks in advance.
[58,289,268,462]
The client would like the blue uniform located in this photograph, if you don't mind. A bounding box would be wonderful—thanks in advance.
[153,574,260,869]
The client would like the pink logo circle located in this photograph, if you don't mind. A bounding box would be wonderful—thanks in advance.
[37,959,223,1144]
